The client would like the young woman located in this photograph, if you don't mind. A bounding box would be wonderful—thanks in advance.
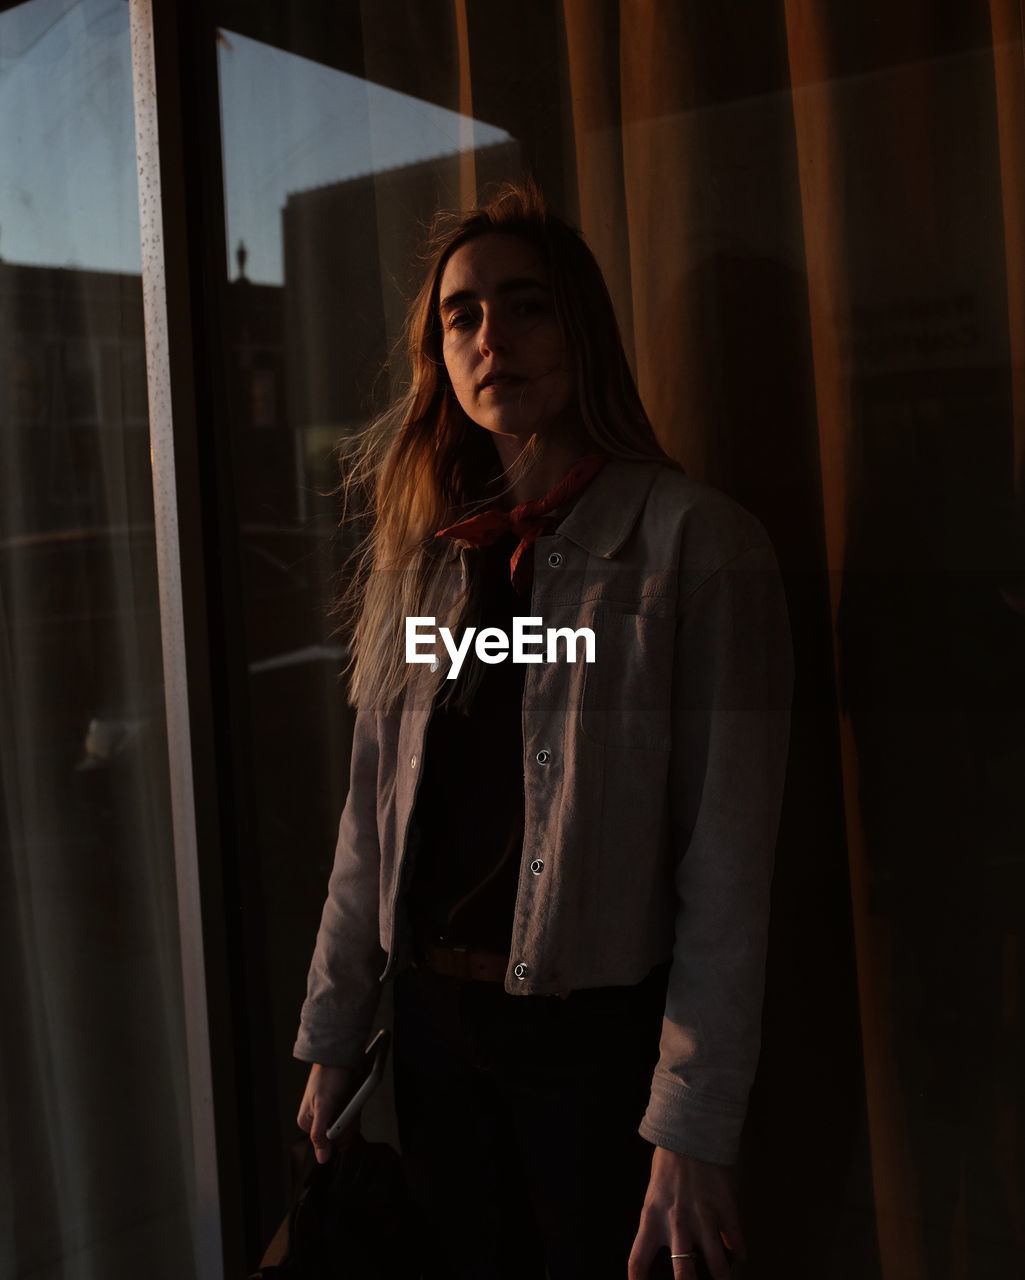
[294,184,793,1280]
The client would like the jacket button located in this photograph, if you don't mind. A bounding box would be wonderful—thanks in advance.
[410,755,417,768]
[514,962,528,980]
[535,749,550,765]
[530,859,544,875]
[547,552,563,568]
[430,659,440,673]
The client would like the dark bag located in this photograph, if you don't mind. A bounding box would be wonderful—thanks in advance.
[250,1029,420,1280]
[250,1133,420,1280]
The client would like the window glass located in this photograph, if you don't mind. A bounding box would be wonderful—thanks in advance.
[212,16,525,1235]
[0,1,196,1274]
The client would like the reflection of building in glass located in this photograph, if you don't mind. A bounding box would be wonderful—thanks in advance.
[223,243,290,523]
[0,262,147,535]
[0,255,293,530]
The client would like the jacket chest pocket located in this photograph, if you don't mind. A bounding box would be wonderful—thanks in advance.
[579,606,674,753]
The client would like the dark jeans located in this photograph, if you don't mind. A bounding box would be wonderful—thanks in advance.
[392,957,674,1280]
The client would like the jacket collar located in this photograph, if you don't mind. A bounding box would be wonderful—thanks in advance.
[439,457,665,563]
[554,458,663,559]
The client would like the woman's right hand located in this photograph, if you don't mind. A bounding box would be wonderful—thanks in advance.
[296,1063,357,1164]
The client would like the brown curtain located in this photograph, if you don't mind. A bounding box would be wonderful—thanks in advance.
[480,3,1025,1275]
[214,2,1025,1273]
[989,0,1025,496]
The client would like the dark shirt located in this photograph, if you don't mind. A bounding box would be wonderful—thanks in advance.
[407,532,527,954]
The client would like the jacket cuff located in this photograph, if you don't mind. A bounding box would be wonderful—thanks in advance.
[638,1078,747,1166]
[292,995,376,1071]
[292,1038,366,1071]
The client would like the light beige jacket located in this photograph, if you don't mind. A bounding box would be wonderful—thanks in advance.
[294,459,793,1165]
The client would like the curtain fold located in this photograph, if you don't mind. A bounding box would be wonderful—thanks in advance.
[453,0,478,205]
[561,0,635,362]
[988,0,1025,499]
[780,5,928,1276]
[617,0,710,469]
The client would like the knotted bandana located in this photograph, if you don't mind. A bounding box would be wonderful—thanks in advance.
[435,452,606,594]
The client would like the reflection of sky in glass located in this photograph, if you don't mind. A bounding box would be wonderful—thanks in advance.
[0,5,511,280]
[0,0,139,272]
[217,31,512,284]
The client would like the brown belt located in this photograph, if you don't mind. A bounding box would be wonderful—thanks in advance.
[416,941,573,997]
[419,941,509,982]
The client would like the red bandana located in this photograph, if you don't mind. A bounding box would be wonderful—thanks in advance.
[435,453,606,594]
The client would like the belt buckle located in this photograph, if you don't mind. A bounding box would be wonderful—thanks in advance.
[426,937,470,980]
[448,942,470,979]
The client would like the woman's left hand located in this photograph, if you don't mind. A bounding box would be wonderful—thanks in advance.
[627,1146,746,1279]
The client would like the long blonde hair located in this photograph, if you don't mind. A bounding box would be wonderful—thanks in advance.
[339,181,677,711]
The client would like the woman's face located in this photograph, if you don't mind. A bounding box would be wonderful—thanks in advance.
[438,233,575,445]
